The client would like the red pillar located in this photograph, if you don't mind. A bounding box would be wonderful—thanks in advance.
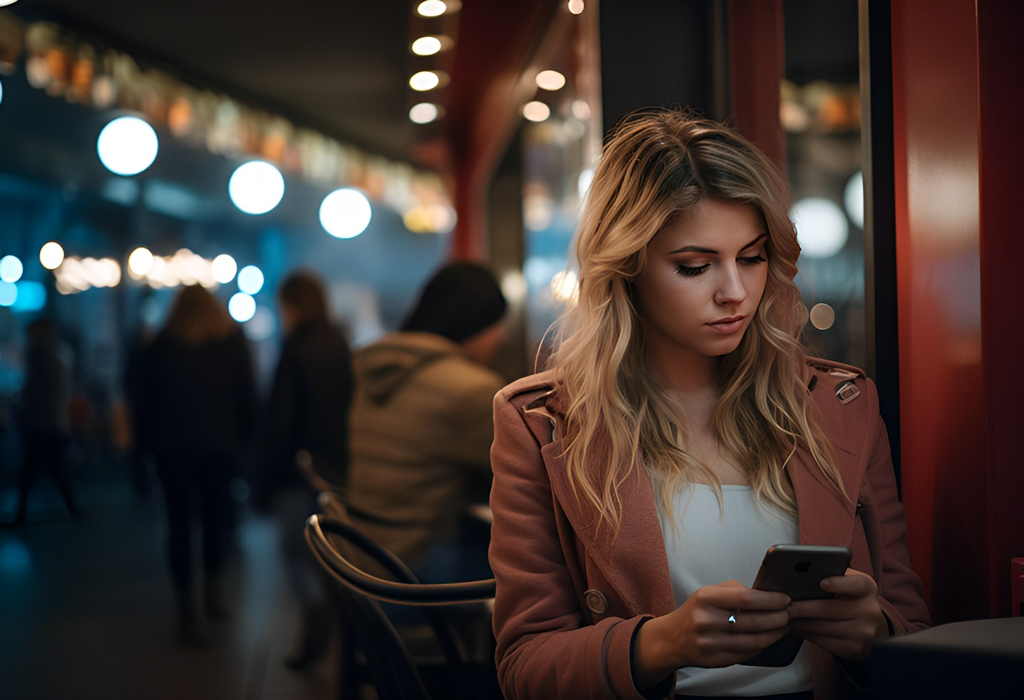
[891,0,1024,622]
[727,0,786,169]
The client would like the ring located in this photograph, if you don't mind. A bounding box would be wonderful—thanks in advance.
[728,613,737,625]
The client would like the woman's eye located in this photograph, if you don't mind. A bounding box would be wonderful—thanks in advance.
[739,255,766,266]
[675,264,709,277]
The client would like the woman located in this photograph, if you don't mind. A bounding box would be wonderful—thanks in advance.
[138,284,256,645]
[488,109,929,700]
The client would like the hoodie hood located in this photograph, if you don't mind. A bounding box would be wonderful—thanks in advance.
[354,332,462,406]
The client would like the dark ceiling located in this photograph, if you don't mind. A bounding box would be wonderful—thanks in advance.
[14,0,426,165]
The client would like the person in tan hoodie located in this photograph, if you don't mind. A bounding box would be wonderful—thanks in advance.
[347,260,507,582]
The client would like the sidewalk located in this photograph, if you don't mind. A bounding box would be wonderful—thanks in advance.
[0,457,336,700]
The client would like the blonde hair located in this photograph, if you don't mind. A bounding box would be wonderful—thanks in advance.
[163,284,237,344]
[548,108,845,534]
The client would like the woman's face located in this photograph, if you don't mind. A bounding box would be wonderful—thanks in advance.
[632,197,769,369]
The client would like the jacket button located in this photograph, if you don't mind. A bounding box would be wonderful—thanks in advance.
[584,588,608,615]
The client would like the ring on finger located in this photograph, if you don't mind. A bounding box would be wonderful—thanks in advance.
[727,613,737,627]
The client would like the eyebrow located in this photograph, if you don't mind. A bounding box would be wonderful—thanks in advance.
[668,233,768,255]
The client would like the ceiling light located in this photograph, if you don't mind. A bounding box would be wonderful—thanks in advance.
[39,242,65,270]
[409,103,440,124]
[417,1,447,17]
[97,116,159,176]
[229,160,285,215]
[320,188,372,239]
[523,101,551,122]
[411,36,442,56]
[409,71,441,91]
[536,70,566,91]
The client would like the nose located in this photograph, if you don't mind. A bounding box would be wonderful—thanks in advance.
[714,262,747,306]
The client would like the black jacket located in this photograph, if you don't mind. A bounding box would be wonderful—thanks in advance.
[259,319,353,497]
[137,328,256,460]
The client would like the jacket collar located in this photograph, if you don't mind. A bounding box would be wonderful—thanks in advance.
[536,378,864,615]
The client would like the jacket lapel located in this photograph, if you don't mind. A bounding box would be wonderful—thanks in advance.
[788,378,867,546]
[541,436,677,618]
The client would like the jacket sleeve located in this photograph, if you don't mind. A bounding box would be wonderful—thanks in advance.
[858,380,931,635]
[488,390,667,700]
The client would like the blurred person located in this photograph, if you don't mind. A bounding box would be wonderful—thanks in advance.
[7,318,79,526]
[136,285,256,646]
[347,260,508,583]
[256,270,354,671]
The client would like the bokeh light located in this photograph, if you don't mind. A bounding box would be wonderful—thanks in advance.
[523,101,551,122]
[790,197,849,258]
[411,36,442,56]
[12,281,46,312]
[409,71,441,91]
[568,0,585,15]
[244,306,276,341]
[535,70,566,91]
[0,255,23,283]
[810,303,836,330]
[417,1,447,17]
[228,161,285,215]
[550,270,579,303]
[39,242,65,270]
[0,281,16,306]
[212,254,238,284]
[409,103,440,124]
[97,116,159,176]
[320,188,372,239]
[844,171,864,229]
[228,293,256,322]
[127,247,154,279]
[237,265,265,295]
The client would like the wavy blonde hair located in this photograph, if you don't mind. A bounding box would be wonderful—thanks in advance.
[548,108,845,534]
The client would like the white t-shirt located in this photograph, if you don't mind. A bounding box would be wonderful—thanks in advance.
[655,483,813,697]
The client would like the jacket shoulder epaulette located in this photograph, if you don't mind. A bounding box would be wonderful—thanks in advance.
[805,357,868,406]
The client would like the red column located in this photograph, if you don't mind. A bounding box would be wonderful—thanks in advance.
[727,0,785,169]
[891,0,1024,622]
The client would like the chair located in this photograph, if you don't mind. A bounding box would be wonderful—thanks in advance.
[305,513,499,700]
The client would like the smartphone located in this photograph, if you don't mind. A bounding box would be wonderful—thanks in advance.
[741,544,852,667]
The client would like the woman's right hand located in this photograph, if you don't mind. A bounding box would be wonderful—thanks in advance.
[631,580,792,691]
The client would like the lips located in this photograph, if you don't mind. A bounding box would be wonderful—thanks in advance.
[706,315,746,334]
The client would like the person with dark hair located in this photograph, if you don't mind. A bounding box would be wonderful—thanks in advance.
[136,284,256,646]
[346,260,508,582]
[8,318,79,525]
[257,269,354,671]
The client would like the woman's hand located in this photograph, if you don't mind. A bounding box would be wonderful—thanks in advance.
[786,568,889,662]
[632,580,791,691]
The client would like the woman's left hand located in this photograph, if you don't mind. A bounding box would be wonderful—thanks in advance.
[785,568,890,662]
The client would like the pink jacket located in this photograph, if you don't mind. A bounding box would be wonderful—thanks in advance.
[488,359,930,700]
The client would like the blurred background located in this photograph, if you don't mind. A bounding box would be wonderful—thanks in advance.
[0,0,1021,698]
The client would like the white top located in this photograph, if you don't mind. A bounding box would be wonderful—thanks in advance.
[655,483,812,697]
